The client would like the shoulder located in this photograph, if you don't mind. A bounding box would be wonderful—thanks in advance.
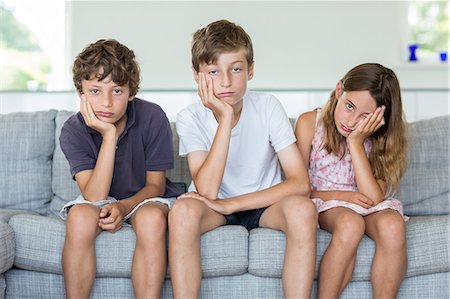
[176,102,208,124]
[133,98,166,119]
[245,91,281,109]
[295,110,317,138]
[61,112,86,136]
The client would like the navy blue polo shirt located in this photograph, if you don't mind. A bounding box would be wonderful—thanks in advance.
[60,98,182,199]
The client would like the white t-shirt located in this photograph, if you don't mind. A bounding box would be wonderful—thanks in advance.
[176,91,295,199]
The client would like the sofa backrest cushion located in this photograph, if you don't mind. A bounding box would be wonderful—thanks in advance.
[50,111,191,216]
[0,110,57,214]
[399,115,449,216]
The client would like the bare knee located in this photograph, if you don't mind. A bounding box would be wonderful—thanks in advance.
[282,196,318,231]
[168,198,203,233]
[65,204,100,242]
[133,205,168,241]
[332,213,365,248]
[372,213,406,251]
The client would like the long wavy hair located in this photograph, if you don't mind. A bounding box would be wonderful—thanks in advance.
[321,63,408,192]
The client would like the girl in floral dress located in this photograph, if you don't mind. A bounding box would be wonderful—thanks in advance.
[295,63,408,299]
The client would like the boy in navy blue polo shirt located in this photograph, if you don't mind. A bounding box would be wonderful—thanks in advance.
[59,39,181,299]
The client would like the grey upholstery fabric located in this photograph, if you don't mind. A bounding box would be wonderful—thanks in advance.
[9,214,248,278]
[0,222,14,274]
[0,110,57,214]
[400,115,449,215]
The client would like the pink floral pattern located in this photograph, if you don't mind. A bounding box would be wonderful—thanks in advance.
[309,110,408,221]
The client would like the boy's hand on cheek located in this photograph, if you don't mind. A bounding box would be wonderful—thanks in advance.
[197,72,233,121]
[80,94,116,137]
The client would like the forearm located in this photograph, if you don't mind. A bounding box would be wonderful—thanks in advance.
[311,190,346,201]
[224,178,310,214]
[347,142,385,203]
[194,116,233,198]
[82,133,117,200]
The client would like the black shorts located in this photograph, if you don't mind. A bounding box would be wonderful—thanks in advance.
[225,208,266,230]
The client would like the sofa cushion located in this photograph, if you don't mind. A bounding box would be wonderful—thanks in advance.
[248,215,449,280]
[400,116,449,215]
[9,214,248,278]
[0,222,15,274]
[0,110,57,214]
[166,122,191,186]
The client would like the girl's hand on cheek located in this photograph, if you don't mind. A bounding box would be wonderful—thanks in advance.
[348,106,385,144]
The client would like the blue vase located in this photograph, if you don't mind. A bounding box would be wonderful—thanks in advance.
[409,44,419,62]
[440,51,448,62]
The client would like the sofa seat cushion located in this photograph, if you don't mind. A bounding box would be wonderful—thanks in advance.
[400,116,449,215]
[248,215,449,280]
[9,214,248,278]
[0,222,15,274]
[0,110,57,214]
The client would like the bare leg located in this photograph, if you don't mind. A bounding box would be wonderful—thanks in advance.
[168,197,226,299]
[259,196,317,299]
[364,210,407,299]
[316,208,365,299]
[130,202,170,299]
[62,204,102,299]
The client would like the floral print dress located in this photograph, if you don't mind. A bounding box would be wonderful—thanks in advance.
[309,109,408,221]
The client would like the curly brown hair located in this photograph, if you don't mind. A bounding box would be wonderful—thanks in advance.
[191,19,254,72]
[72,39,140,97]
[321,63,408,192]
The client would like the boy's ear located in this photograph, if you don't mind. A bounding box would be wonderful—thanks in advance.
[335,81,344,98]
[247,62,254,80]
[192,67,199,84]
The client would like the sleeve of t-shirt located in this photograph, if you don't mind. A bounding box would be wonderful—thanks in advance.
[59,118,96,179]
[267,95,296,152]
[144,111,175,171]
[176,108,209,157]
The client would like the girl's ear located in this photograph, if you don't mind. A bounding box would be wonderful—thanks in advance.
[335,81,344,98]
[192,67,199,84]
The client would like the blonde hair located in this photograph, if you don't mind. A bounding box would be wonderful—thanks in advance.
[191,19,254,72]
[322,63,408,191]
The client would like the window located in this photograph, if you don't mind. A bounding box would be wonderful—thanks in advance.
[408,1,449,63]
[0,0,66,91]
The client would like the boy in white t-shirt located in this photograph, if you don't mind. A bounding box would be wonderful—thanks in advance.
[169,19,317,299]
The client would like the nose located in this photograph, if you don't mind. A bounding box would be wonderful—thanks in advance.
[220,72,231,87]
[347,114,361,128]
[101,94,113,108]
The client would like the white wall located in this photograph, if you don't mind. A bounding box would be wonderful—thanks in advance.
[68,1,448,90]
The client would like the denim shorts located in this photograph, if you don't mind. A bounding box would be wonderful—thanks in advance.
[225,208,266,230]
[59,195,176,222]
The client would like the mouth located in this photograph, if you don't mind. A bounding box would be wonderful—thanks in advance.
[341,124,352,134]
[217,92,234,98]
[96,111,114,118]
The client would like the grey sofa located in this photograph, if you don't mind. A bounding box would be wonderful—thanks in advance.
[0,109,448,298]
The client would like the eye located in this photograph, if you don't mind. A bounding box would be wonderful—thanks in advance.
[113,88,123,95]
[345,102,354,111]
[89,89,100,95]
[232,68,242,73]
[208,70,218,76]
